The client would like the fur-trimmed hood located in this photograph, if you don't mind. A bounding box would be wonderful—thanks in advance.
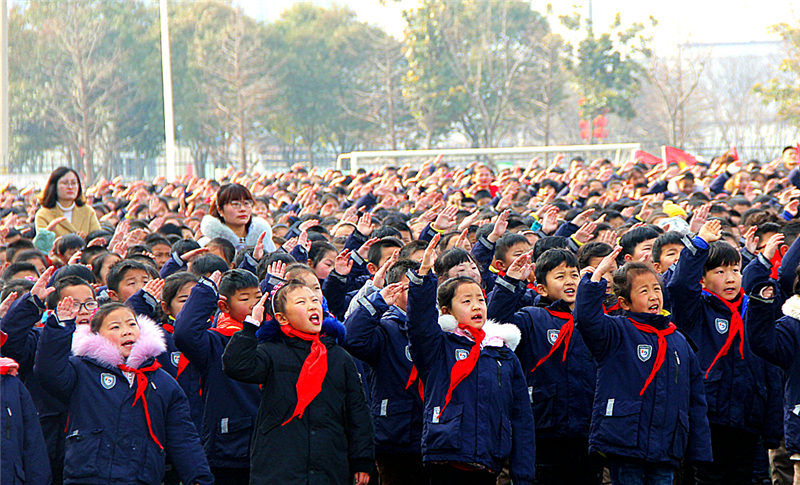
[438,314,521,351]
[784,295,800,321]
[71,315,167,369]
[200,215,276,252]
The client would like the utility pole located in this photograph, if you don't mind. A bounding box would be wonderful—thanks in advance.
[588,0,593,27]
[159,0,176,181]
[1,0,8,175]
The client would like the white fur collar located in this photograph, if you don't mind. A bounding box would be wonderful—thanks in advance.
[438,314,521,351]
[71,315,166,369]
[784,295,800,321]
[200,215,276,252]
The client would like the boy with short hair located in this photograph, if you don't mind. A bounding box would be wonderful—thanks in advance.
[173,269,262,485]
[491,233,533,276]
[106,259,158,302]
[488,248,601,485]
[344,259,427,484]
[667,220,783,485]
[619,226,660,263]
[651,231,685,314]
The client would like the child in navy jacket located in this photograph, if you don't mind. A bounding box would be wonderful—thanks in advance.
[34,300,213,485]
[406,234,536,485]
[0,331,51,485]
[173,269,262,485]
[574,248,712,484]
[487,248,600,485]
[667,220,783,484]
[222,280,374,485]
[746,272,800,482]
[344,259,427,484]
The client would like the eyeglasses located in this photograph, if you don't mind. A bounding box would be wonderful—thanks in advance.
[58,180,79,187]
[72,300,98,312]
[228,200,254,209]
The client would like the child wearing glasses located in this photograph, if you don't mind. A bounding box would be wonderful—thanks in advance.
[199,183,276,252]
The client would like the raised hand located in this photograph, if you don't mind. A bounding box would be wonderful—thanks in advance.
[419,234,440,276]
[591,247,622,283]
[267,260,287,280]
[763,232,786,260]
[356,212,374,237]
[46,216,68,232]
[297,231,312,252]
[56,296,77,322]
[357,237,380,261]
[541,207,559,235]
[372,249,399,289]
[506,251,533,281]
[743,225,758,254]
[698,220,722,244]
[282,237,299,253]
[31,266,57,302]
[334,249,354,276]
[432,205,459,232]
[689,203,711,234]
[182,247,209,263]
[0,291,19,319]
[380,282,408,307]
[209,270,223,287]
[488,210,510,243]
[298,219,320,233]
[574,221,597,244]
[250,292,271,324]
[572,208,596,227]
[142,278,165,301]
[253,231,268,261]
[453,228,471,251]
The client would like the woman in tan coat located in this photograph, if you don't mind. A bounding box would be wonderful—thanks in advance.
[34,167,100,240]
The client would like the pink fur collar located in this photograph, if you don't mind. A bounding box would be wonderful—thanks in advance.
[72,314,166,369]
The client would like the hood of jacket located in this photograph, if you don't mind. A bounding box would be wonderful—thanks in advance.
[438,314,521,351]
[200,214,276,252]
[72,314,167,369]
[784,295,800,320]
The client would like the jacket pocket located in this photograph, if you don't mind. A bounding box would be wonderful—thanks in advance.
[532,383,557,429]
[373,400,413,446]
[138,443,167,484]
[671,410,690,459]
[214,416,253,460]
[426,403,464,451]
[64,428,103,478]
[596,400,642,448]
[491,418,513,459]
[703,372,722,413]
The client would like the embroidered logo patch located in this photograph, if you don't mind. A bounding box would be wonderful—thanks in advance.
[170,351,181,368]
[405,345,413,362]
[100,373,116,390]
[715,318,729,334]
[455,349,469,361]
[547,329,559,345]
[638,344,653,362]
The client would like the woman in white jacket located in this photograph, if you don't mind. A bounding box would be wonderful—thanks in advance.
[198,183,276,253]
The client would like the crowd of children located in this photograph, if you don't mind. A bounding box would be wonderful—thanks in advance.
[4,147,800,484]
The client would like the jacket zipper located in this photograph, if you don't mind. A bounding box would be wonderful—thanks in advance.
[674,351,680,384]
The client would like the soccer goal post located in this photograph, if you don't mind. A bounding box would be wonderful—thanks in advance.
[335,143,642,175]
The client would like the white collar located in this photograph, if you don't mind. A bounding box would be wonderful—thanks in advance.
[56,201,76,211]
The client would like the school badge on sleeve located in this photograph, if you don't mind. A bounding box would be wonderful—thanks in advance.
[100,373,116,389]
[170,351,181,368]
[715,318,729,334]
[547,329,559,345]
[637,344,653,362]
[455,349,469,361]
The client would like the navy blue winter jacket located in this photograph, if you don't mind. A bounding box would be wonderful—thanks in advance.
[574,276,712,467]
[344,291,424,454]
[34,313,213,485]
[173,277,261,469]
[487,275,595,440]
[1,371,51,485]
[747,290,800,455]
[668,235,784,442]
[406,270,536,484]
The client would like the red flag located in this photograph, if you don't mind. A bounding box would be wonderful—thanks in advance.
[634,150,662,165]
[795,143,800,165]
[730,146,739,162]
[663,146,699,168]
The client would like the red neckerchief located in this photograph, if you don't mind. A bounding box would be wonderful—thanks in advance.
[405,366,424,401]
[280,325,328,425]
[161,321,190,378]
[703,289,745,379]
[210,313,242,337]
[0,357,19,376]
[628,318,676,395]
[118,361,164,449]
[531,309,573,372]
[440,324,485,418]
[604,302,621,313]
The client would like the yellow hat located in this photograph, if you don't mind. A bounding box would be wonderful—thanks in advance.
[663,202,687,218]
